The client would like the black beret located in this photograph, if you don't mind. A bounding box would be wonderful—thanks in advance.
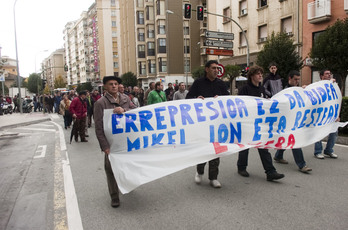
[103,76,122,84]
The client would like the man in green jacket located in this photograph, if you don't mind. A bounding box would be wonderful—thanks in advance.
[147,81,166,105]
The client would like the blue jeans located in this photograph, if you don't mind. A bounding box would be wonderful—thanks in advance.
[275,149,306,169]
[314,131,338,155]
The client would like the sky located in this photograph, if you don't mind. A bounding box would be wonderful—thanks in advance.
[0,0,95,77]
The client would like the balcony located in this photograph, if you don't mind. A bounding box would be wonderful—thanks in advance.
[345,0,348,13]
[308,0,331,24]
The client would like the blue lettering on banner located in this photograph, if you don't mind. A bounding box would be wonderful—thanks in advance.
[291,111,302,130]
[226,99,237,118]
[112,114,124,134]
[306,108,316,127]
[209,123,242,143]
[304,90,317,105]
[325,84,332,101]
[168,106,178,127]
[253,118,262,141]
[218,124,228,142]
[180,104,194,125]
[324,105,335,125]
[285,94,296,110]
[255,99,265,115]
[218,100,228,119]
[194,103,206,122]
[317,107,328,126]
[125,113,138,133]
[276,116,286,134]
[270,100,280,114]
[330,83,338,100]
[206,101,219,120]
[298,109,311,128]
[293,91,305,108]
[265,117,277,138]
[155,107,167,130]
[316,87,327,103]
[139,111,154,131]
[314,107,324,126]
[236,98,248,117]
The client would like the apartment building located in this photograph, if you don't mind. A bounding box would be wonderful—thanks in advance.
[63,3,100,87]
[204,0,302,70]
[116,0,202,88]
[41,49,66,89]
[302,0,348,95]
[0,56,18,89]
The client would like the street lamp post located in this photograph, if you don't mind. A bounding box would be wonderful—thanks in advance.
[14,0,22,113]
[35,50,48,94]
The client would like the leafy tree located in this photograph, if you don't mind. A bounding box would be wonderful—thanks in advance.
[54,75,66,89]
[257,32,302,85]
[76,82,93,93]
[120,72,137,87]
[43,84,50,95]
[223,65,241,95]
[26,73,42,94]
[310,18,348,96]
[0,84,9,95]
[191,66,205,80]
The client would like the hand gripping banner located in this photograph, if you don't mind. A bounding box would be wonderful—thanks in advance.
[103,81,347,194]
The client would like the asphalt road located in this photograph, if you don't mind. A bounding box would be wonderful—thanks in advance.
[1,115,348,230]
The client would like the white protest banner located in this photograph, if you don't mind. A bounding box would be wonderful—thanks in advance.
[104,81,347,194]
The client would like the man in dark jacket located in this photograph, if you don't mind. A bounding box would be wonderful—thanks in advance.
[237,65,285,181]
[69,91,88,142]
[263,62,283,98]
[186,60,229,188]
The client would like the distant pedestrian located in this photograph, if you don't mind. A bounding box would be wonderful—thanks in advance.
[69,91,88,142]
[173,82,188,100]
[263,62,283,98]
[164,83,174,101]
[147,81,166,105]
[144,82,155,105]
[59,94,72,129]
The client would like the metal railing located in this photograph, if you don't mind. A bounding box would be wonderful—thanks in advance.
[308,0,331,21]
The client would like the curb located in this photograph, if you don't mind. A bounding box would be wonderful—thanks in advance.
[0,118,52,131]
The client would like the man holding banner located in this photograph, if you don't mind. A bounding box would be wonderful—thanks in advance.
[237,66,285,181]
[314,69,339,159]
[94,76,135,208]
[186,60,229,188]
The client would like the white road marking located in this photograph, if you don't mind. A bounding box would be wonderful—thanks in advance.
[15,127,56,132]
[34,145,47,158]
[52,121,83,230]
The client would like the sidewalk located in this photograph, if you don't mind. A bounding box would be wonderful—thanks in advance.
[0,112,52,131]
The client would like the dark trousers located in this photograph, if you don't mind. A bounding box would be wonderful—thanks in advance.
[104,153,119,199]
[73,117,86,141]
[275,149,306,169]
[196,158,220,180]
[237,148,276,174]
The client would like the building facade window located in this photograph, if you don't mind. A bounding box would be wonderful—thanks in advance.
[137,0,144,8]
[184,59,190,73]
[158,38,166,53]
[239,30,247,47]
[258,25,267,42]
[138,45,146,58]
[184,39,190,54]
[111,10,116,17]
[184,26,189,35]
[240,1,247,16]
[259,0,267,8]
[146,6,154,20]
[147,42,155,56]
[113,62,118,68]
[111,0,116,7]
[138,28,145,41]
[138,62,146,75]
[148,60,156,74]
[223,7,231,23]
[158,57,167,72]
[281,17,293,35]
[137,11,144,24]
[158,20,166,34]
[112,31,117,37]
[147,25,155,38]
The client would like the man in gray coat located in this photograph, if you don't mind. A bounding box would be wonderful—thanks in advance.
[94,76,135,208]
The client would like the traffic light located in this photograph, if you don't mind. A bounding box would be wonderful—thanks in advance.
[197,6,204,21]
[184,3,191,19]
[42,79,46,89]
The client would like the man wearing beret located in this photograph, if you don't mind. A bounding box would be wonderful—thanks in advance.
[69,90,88,142]
[94,76,136,208]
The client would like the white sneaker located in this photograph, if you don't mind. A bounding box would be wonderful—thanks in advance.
[195,173,203,184]
[210,180,222,188]
[315,153,325,159]
[324,153,338,158]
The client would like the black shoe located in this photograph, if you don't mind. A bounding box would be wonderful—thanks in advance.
[267,172,285,181]
[111,198,120,208]
[85,134,89,137]
[238,170,250,177]
[81,139,88,142]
